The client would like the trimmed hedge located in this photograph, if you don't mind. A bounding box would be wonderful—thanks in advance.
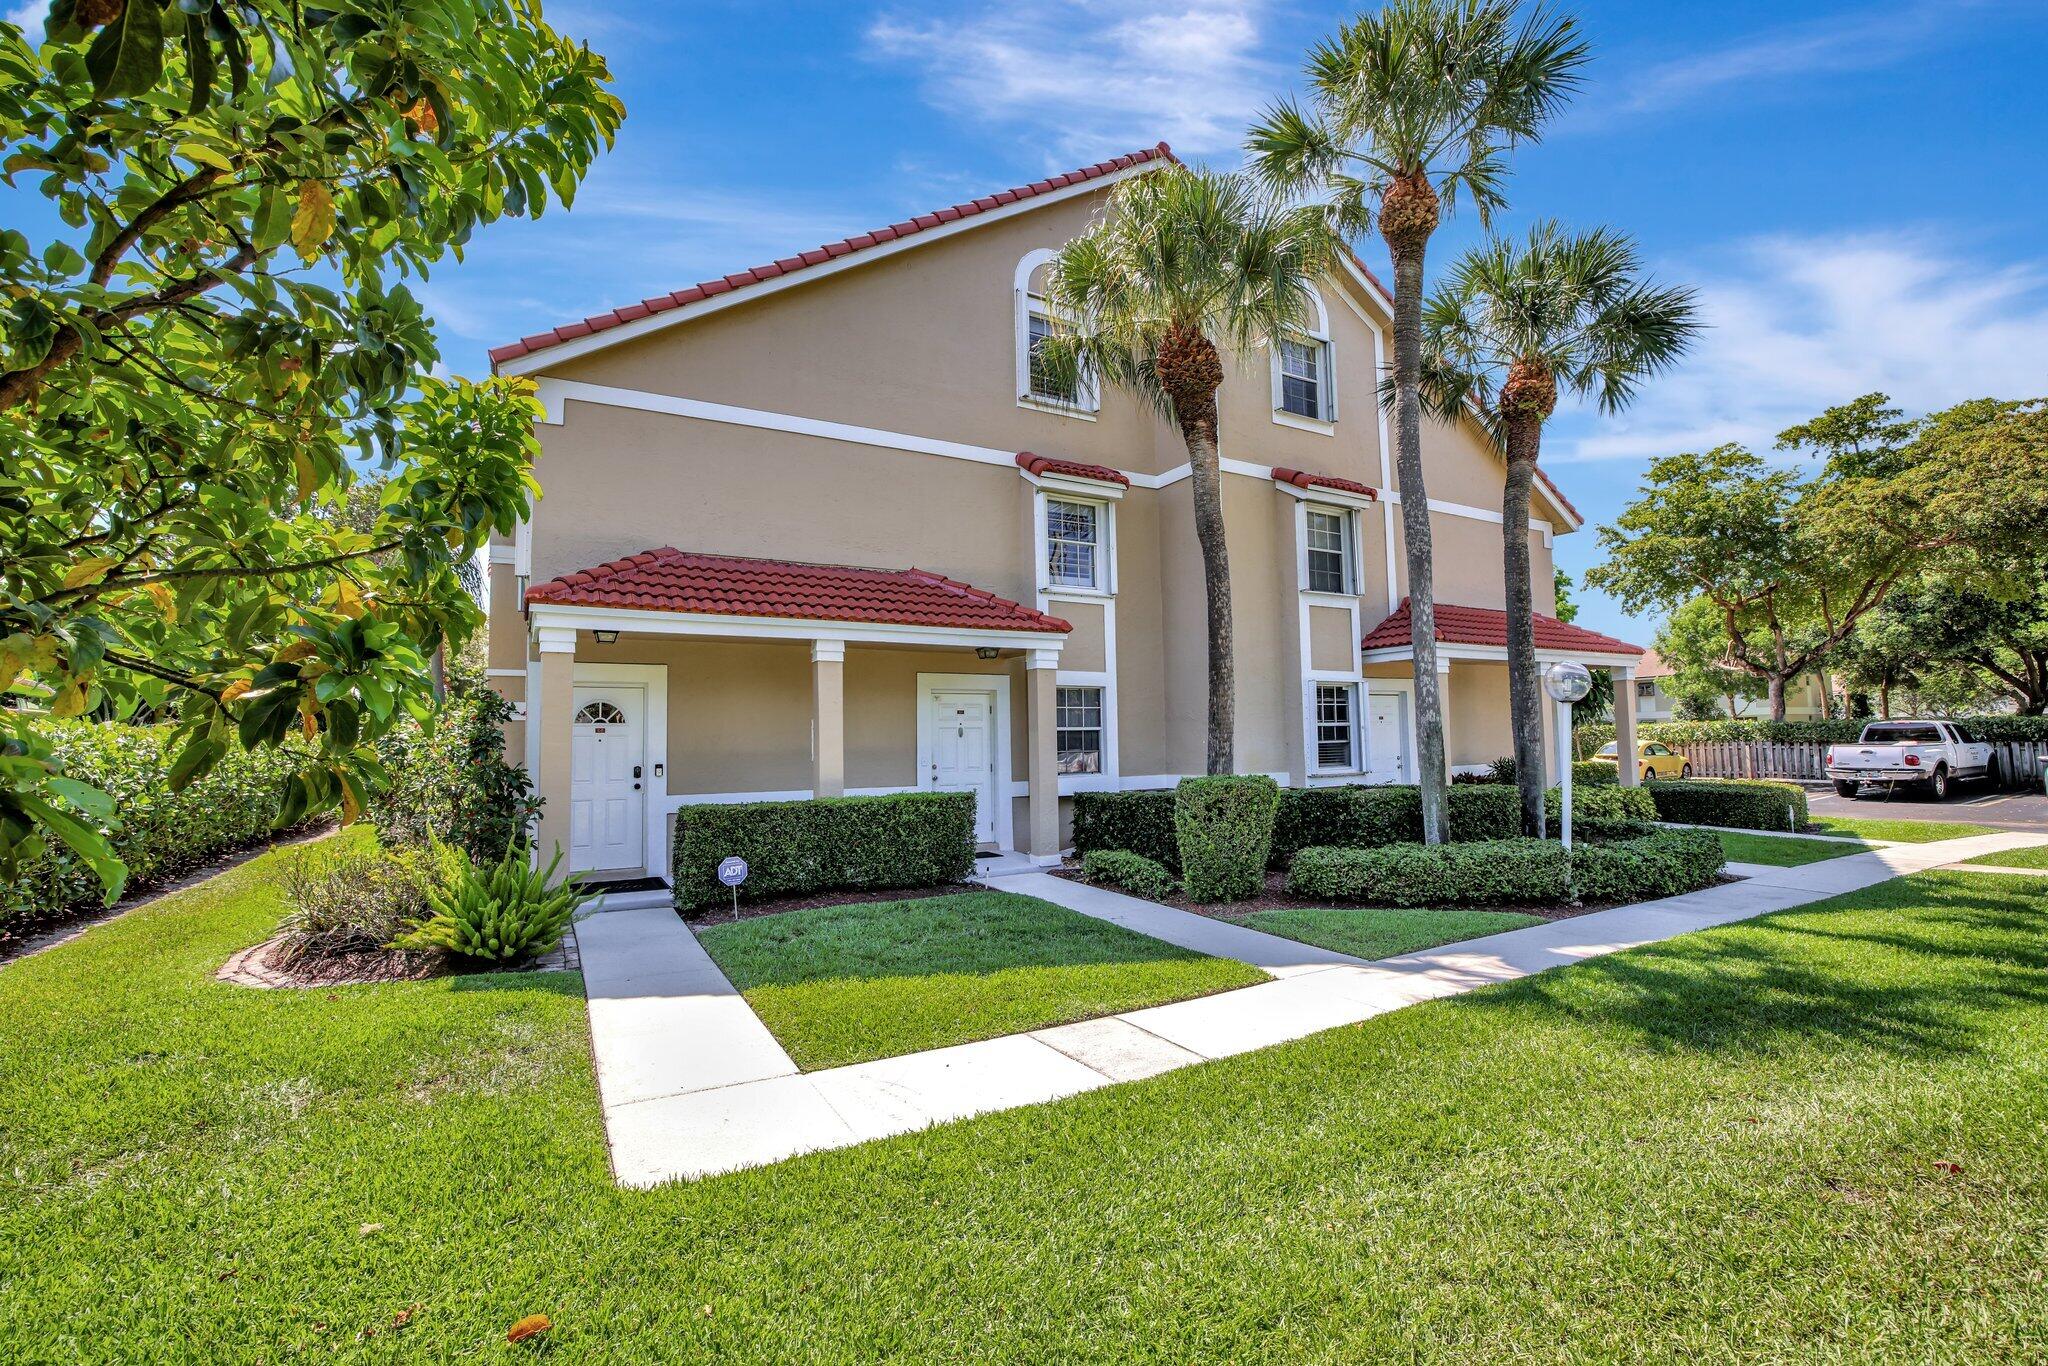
[1547,783,1657,826]
[1647,778,1807,832]
[4,722,312,927]
[369,688,539,864]
[1589,716,2048,746]
[1080,849,1177,900]
[1482,756,1616,787]
[671,791,975,910]
[1287,825,1724,908]
[1174,776,1279,902]
[1070,790,1181,872]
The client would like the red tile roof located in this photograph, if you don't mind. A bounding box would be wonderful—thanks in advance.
[490,144,1176,367]
[1016,451,1129,486]
[525,548,1071,634]
[1272,467,1378,499]
[1362,599,1643,656]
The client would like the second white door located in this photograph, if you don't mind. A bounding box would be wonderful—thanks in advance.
[570,686,645,873]
[1366,689,1410,783]
[928,689,998,846]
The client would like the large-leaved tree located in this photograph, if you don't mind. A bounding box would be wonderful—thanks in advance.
[1247,0,1586,842]
[0,2,622,896]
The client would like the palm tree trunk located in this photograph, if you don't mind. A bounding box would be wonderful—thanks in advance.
[1159,324,1234,774]
[1388,236,1449,843]
[1499,421,1544,837]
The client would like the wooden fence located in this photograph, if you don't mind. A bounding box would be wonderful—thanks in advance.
[1666,740,2048,789]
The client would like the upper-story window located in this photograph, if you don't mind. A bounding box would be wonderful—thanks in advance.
[1304,506,1354,594]
[1016,249,1098,416]
[1272,286,1335,427]
[1046,497,1102,590]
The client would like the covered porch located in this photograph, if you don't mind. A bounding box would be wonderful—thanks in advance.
[517,549,1073,899]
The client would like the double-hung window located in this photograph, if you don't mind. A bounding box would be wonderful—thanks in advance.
[1056,686,1104,775]
[1314,683,1359,771]
[1305,507,1353,594]
[1045,498,1101,590]
[1278,337,1327,420]
[1025,304,1081,407]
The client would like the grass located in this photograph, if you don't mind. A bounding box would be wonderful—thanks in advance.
[1805,815,1998,843]
[1719,831,1871,866]
[693,891,1265,1069]
[1959,844,2048,869]
[4,833,2048,1359]
[1239,907,1545,960]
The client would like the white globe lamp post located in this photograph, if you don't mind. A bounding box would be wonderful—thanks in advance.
[1543,661,1593,851]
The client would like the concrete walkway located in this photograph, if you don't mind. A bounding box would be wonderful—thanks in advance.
[584,829,2048,1187]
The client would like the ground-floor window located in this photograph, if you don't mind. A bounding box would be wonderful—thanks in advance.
[1056,685,1104,775]
[1314,683,1358,771]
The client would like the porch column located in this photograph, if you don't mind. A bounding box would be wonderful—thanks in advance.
[1025,649,1061,865]
[532,625,578,864]
[1612,664,1639,787]
[1435,657,1453,779]
[811,639,845,799]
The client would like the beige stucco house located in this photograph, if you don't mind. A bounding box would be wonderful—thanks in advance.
[483,143,1644,898]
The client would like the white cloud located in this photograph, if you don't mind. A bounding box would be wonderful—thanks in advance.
[6,0,45,34]
[866,2,1282,162]
[1546,230,2048,465]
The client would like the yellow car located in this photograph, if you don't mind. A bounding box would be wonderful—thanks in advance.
[1593,739,1691,782]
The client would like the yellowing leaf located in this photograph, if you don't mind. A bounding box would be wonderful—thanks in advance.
[175,140,235,172]
[51,677,87,718]
[63,556,120,589]
[220,679,252,704]
[292,450,319,502]
[331,578,366,619]
[506,1315,550,1344]
[141,582,177,623]
[292,180,336,261]
[277,640,318,664]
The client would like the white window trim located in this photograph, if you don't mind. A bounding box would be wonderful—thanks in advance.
[1054,681,1108,783]
[1302,503,1358,598]
[1015,248,1100,418]
[1034,487,1115,598]
[1310,680,1362,775]
[1271,286,1337,429]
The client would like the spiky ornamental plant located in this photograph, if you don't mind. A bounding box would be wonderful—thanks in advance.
[1037,166,1338,774]
[1419,222,1698,835]
[393,839,589,965]
[1248,0,1587,842]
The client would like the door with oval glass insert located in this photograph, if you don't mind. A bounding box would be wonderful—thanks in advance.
[570,687,645,873]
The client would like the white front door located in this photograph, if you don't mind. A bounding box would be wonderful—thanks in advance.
[1366,688,1410,782]
[570,686,645,873]
[928,689,999,846]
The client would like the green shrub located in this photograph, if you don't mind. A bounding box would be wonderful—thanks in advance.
[1288,838,1570,908]
[393,841,589,964]
[1570,826,1725,902]
[1547,783,1657,826]
[1574,760,1618,787]
[1268,783,1521,862]
[672,791,975,911]
[1633,716,2048,744]
[1647,778,1807,831]
[369,688,538,864]
[1080,849,1177,900]
[277,840,446,961]
[1070,790,1180,871]
[3,721,313,928]
[1173,776,1280,902]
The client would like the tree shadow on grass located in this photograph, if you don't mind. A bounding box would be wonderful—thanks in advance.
[1451,875,2048,1060]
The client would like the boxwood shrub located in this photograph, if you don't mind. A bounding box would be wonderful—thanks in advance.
[1075,783,1525,868]
[1287,825,1724,908]
[672,791,975,910]
[1070,790,1180,871]
[1647,778,1807,832]
[1080,849,1177,900]
[4,722,314,929]
[1174,775,1280,902]
[1547,783,1657,826]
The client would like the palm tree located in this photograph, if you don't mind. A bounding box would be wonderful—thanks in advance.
[1248,0,1586,842]
[1038,166,1338,773]
[1419,222,1699,834]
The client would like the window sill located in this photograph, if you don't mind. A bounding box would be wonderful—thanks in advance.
[1273,410,1335,436]
[1300,589,1358,604]
[1019,396,1099,422]
[1043,584,1113,600]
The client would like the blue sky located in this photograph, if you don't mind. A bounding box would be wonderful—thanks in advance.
[15,0,2048,643]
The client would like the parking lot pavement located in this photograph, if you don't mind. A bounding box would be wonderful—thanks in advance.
[1803,783,2048,831]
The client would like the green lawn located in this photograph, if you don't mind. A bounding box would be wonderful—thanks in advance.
[1241,907,1545,960]
[1719,831,1871,866]
[1958,844,2048,869]
[694,892,1265,1069]
[4,838,2047,1359]
[1805,815,1998,843]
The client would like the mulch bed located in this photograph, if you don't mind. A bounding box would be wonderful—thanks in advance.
[1049,865,1742,922]
[219,928,580,989]
[679,882,982,927]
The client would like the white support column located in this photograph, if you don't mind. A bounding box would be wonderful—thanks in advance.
[1025,649,1061,865]
[531,625,578,865]
[811,639,846,800]
[1613,664,1639,787]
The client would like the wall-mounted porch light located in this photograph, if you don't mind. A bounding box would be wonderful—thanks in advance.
[593,629,620,645]
[976,647,1000,660]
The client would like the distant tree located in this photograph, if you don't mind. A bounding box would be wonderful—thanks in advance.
[1248,0,1587,843]
[1847,580,2048,716]
[1654,597,1768,719]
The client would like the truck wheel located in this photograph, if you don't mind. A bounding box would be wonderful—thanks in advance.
[1927,765,1950,801]
[1833,780,1858,798]
[1985,757,2002,789]
[1680,763,1693,779]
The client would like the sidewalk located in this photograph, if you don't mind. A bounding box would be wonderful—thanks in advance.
[583,829,2048,1187]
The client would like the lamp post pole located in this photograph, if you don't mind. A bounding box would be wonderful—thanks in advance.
[1542,662,1594,855]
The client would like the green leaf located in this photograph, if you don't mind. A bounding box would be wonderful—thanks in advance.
[46,776,117,819]
[84,0,165,100]
[182,11,211,113]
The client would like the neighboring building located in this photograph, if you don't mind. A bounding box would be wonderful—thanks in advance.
[1632,649,1829,722]
[484,144,1641,893]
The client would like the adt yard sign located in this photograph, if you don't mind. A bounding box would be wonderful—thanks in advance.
[717,856,748,919]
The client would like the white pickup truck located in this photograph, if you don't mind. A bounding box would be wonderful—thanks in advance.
[1825,720,1998,799]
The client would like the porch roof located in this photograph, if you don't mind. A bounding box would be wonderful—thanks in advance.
[525,547,1072,634]
[1362,598,1644,657]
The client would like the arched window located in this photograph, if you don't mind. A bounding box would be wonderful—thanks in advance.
[1272,285,1336,427]
[574,700,627,726]
[1014,248,1098,415]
